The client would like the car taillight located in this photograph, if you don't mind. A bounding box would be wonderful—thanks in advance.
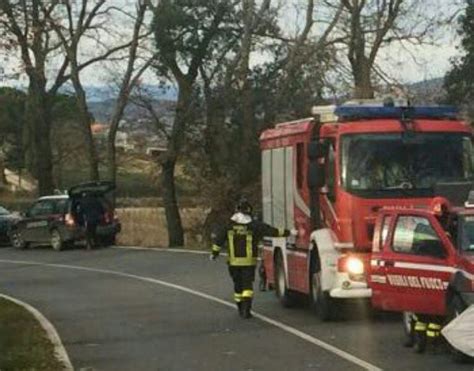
[104,212,116,224]
[65,213,75,227]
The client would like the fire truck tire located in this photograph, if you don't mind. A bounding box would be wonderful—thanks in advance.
[309,250,333,321]
[447,294,470,363]
[274,251,295,308]
[310,270,333,321]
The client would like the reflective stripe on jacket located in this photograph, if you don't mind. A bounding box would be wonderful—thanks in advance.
[213,216,289,267]
[227,226,255,266]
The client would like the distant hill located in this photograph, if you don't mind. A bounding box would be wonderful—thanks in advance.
[405,77,445,104]
[88,98,175,124]
[68,83,178,123]
[59,83,178,104]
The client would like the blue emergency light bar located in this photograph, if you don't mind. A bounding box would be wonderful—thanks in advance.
[333,106,459,121]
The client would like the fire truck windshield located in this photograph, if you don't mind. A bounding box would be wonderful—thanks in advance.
[341,133,473,196]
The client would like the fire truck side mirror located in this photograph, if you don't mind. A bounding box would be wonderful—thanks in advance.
[307,141,328,160]
[308,162,325,189]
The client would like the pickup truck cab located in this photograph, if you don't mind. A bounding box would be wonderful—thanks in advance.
[369,198,474,355]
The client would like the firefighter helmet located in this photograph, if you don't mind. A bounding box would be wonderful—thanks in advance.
[235,197,253,215]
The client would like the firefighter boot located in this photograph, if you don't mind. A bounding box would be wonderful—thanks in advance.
[413,321,427,354]
[241,299,253,319]
[259,264,267,291]
[236,302,243,316]
[426,322,443,353]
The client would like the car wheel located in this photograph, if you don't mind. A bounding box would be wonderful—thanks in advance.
[11,230,28,250]
[447,294,470,363]
[50,229,64,251]
[274,252,295,308]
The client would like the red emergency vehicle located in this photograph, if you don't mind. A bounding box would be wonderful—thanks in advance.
[260,104,473,320]
[370,196,474,355]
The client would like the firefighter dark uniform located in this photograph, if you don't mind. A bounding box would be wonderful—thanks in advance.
[211,200,290,319]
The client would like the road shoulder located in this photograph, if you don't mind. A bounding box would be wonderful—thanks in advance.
[0,294,73,371]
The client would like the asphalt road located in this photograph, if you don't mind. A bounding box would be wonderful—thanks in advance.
[0,246,473,371]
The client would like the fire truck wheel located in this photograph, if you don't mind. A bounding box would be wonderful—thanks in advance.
[447,294,470,363]
[274,252,295,308]
[310,270,333,321]
[402,312,415,347]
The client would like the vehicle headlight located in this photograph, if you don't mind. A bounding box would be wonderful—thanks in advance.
[346,257,364,275]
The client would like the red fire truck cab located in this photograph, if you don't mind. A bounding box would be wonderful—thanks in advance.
[260,104,473,320]
[371,200,474,316]
[370,197,474,355]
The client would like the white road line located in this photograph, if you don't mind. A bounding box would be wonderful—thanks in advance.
[113,246,210,255]
[0,293,73,371]
[0,258,382,371]
[113,245,230,256]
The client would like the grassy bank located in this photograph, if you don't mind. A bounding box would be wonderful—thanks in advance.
[116,207,207,248]
[0,298,65,370]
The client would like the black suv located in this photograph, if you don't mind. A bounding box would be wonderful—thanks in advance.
[10,181,121,251]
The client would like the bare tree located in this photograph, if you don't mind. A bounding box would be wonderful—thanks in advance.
[45,1,111,181]
[106,1,155,186]
[203,0,342,179]
[337,0,450,99]
[45,1,154,182]
[0,1,67,195]
[148,0,239,247]
[0,1,154,194]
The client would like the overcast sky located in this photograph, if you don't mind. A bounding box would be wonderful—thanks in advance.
[0,0,465,88]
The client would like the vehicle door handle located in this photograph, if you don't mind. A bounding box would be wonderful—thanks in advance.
[384,260,394,267]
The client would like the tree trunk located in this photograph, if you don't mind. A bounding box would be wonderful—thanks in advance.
[240,81,256,185]
[0,153,7,186]
[27,85,54,196]
[35,110,54,196]
[161,155,184,247]
[158,83,192,248]
[107,137,117,185]
[238,0,256,186]
[22,108,36,176]
[71,73,100,181]
[352,61,374,99]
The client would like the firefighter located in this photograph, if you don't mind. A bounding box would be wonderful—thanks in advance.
[406,197,451,353]
[410,314,444,353]
[210,198,297,319]
[78,192,104,250]
[431,197,451,230]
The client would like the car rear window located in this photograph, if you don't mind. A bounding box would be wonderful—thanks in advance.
[54,199,69,214]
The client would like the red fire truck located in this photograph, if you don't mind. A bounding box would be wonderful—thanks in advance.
[370,196,474,355]
[260,104,473,320]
